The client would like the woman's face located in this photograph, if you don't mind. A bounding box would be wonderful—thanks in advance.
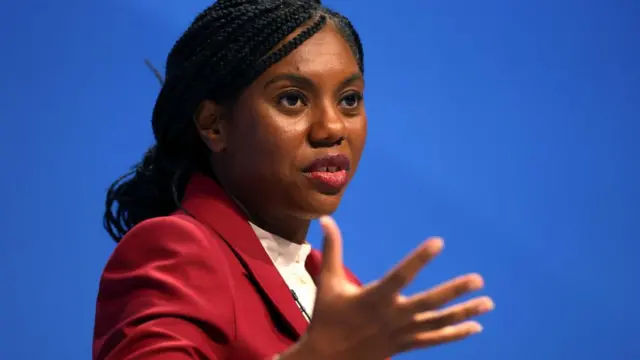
[206,23,367,231]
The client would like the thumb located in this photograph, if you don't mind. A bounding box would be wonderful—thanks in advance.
[319,216,345,279]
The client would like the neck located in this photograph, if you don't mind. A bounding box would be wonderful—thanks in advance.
[219,180,311,244]
[250,214,310,244]
[211,163,312,243]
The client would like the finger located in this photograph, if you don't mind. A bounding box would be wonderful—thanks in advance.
[401,273,485,312]
[394,321,483,354]
[372,238,444,296]
[407,296,494,332]
[318,216,345,278]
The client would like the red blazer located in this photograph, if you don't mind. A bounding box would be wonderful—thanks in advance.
[93,174,362,360]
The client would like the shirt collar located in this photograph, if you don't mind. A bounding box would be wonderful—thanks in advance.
[249,222,312,267]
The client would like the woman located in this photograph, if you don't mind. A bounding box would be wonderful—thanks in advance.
[94,1,494,359]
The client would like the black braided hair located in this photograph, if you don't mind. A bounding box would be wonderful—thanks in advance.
[104,0,365,242]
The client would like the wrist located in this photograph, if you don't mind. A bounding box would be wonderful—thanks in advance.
[277,336,326,360]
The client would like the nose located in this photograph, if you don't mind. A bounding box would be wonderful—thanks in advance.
[308,103,346,148]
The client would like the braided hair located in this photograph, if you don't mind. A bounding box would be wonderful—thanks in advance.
[104,0,365,242]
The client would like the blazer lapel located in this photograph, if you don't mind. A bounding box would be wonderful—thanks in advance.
[181,174,309,338]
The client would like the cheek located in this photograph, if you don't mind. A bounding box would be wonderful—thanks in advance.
[231,106,308,176]
[261,103,311,149]
[348,116,368,161]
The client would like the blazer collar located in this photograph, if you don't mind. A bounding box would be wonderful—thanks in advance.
[180,173,309,337]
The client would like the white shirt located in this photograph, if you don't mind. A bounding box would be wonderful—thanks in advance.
[249,222,317,319]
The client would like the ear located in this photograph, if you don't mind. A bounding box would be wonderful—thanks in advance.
[194,100,227,153]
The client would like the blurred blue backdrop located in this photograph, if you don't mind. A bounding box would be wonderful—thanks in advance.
[1,0,638,359]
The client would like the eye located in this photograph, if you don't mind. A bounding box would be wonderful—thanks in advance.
[339,92,363,109]
[277,91,307,109]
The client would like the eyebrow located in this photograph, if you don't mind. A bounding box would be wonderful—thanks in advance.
[263,72,364,90]
[338,73,364,89]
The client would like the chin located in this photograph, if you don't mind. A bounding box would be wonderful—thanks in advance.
[301,190,346,218]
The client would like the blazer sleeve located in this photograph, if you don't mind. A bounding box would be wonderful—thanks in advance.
[93,216,236,360]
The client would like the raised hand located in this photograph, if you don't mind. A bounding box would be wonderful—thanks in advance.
[280,216,494,360]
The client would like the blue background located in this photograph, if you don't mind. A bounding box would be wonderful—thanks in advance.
[1,0,638,359]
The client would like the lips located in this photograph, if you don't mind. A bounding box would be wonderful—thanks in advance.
[303,154,351,192]
[303,154,351,173]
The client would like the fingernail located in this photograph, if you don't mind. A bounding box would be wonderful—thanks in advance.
[468,274,484,290]
[471,322,483,333]
[426,237,444,251]
[479,299,495,312]
[319,216,331,227]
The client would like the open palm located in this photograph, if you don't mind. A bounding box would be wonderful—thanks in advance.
[284,216,494,360]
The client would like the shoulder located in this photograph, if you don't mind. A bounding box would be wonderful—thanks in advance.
[94,214,238,359]
[96,213,237,338]
[106,214,217,269]
[100,213,235,300]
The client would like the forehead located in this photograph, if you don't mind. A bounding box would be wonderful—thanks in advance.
[263,23,360,79]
